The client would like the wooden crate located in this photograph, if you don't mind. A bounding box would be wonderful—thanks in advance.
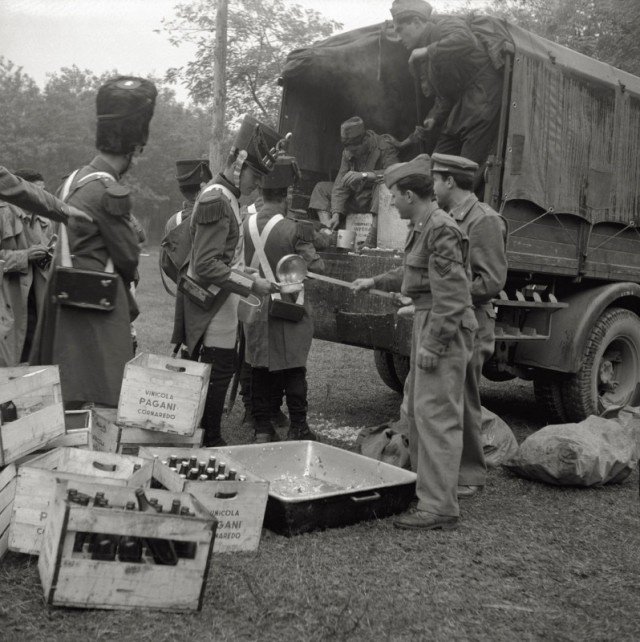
[0,366,65,465]
[140,446,269,553]
[0,464,17,559]
[93,407,202,455]
[9,447,153,556]
[117,353,211,436]
[38,480,217,611]
[41,410,93,451]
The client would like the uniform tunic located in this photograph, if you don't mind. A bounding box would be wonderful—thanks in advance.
[243,202,324,371]
[30,156,140,406]
[172,175,252,355]
[374,201,476,517]
[412,16,503,164]
[308,131,399,218]
[449,194,507,486]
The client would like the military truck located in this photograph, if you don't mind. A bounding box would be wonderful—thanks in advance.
[278,18,640,422]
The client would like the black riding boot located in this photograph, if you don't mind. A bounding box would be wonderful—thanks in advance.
[200,346,237,447]
[283,368,316,440]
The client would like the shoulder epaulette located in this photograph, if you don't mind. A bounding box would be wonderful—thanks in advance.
[194,188,229,224]
[102,183,131,217]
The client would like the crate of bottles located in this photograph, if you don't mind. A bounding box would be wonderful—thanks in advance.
[0,464,17,559]
[0,365,66,465]
[9,447,153,556]
[140,447,269,553]
[92,407,203,455]
[117,353,211,436]
[38,480,217,611]
[41,410,93,451]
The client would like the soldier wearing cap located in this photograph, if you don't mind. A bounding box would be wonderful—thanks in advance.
[390,0,504,177]
[172,115,279,447]
[242,156,324,443]
[353,154,476,530]
[431,153,507,498]
[30,76,157,406]
[308,116,399,248]
[163,159,212,239]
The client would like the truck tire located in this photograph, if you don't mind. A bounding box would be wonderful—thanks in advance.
[561,308,640,421]
[533,376,567,423]
[373,349,402,393]
[392,354,410,388]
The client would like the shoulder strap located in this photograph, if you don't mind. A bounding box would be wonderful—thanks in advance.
[58,168,114,273]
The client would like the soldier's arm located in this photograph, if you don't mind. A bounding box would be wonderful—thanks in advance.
[422,224,471,355]
[94,184,140,283]
[469,215,508,304]
[294,221,325,274]
[0,166,71,223]
[379,137,400,169]
[372,266,404,292]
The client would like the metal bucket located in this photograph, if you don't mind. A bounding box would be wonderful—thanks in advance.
[336,229,356,250]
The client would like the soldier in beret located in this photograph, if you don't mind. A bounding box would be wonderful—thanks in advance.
[30,76,157,407]
[308,116,399,248]
[172,115,279,447]
[243,156,324,443]
[353,154,476,530]
[390,0,505,180]
[431,153,507,499]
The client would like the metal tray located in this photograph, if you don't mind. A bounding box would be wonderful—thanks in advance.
[216,441,416,536]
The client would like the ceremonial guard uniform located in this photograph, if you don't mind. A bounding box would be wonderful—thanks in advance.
[30,76,157,406]
[358,155,476,529]
[431,153,508,494]
[172,115,282,446]
[243,156,324,442]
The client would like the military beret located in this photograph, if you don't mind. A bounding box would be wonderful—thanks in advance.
[340,117,366,143]
[384,154,432,188]
[175,159,212,187]
[430,153,479,178]
[390,0,433,21]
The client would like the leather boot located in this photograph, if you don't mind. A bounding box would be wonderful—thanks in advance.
[200,346,237,447]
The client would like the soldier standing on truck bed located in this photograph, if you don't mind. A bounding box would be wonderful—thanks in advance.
[308,116,399,248]
[390,0,504,182]
[353,154,477,531]
[431,153,508,499]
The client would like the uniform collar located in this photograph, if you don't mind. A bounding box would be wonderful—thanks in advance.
[214,173,241,199]
[449,194,478,222]
[412,199,440,232]
[89,155,120,179]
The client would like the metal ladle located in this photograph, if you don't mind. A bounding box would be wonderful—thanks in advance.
[275,254,398,299]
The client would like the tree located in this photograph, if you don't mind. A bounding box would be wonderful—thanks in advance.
[161,0,341,128]
[483,0,640,75]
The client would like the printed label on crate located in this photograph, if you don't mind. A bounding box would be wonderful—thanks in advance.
[135,390,179,421]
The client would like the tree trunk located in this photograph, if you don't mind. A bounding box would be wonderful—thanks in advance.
[209,0,228,174]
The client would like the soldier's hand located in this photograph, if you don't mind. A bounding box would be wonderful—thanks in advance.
[329,212,341,230]
[397,303,415,318]
[417,346,439,370]
[66,205,93,222]
[422,117,436,131]
[27,244,48,262]
[251,276,276,296]
[352,277,376,292]
[408,47,430,65]
[342,171,364,189]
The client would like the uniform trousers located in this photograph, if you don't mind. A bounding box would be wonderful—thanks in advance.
[459,304,495,486]
[252,366,307,434]
[403,309,474,517]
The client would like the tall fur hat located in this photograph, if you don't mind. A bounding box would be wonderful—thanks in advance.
[96,76,157,155]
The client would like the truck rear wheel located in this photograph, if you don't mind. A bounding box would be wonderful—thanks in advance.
[561,308,640,421]
[373,349,403,393]
[533,375,567,423]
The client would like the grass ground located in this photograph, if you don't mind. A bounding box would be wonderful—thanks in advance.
[1,250,639,641]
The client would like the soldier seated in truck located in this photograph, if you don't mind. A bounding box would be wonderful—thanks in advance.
[308,116,399,248]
